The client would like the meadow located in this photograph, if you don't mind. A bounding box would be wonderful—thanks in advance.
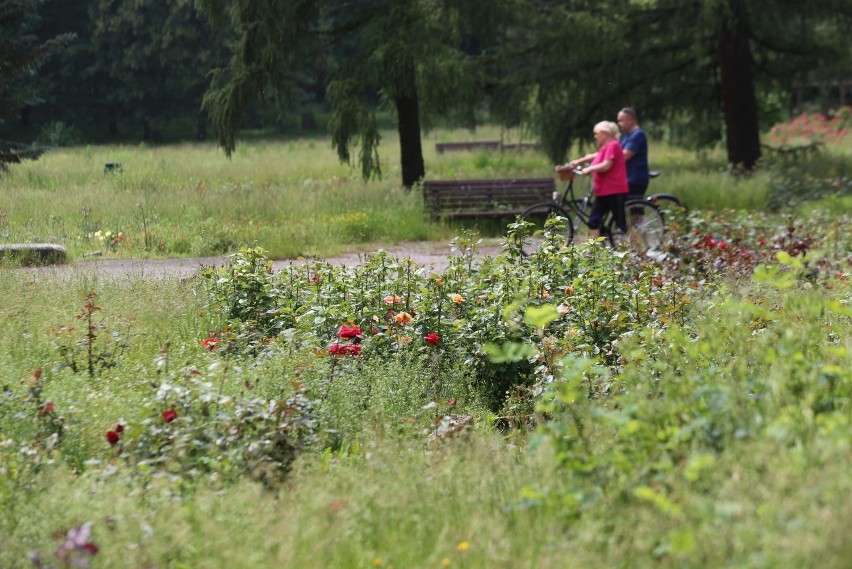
[3,125,848,261]
[1,126,850,568]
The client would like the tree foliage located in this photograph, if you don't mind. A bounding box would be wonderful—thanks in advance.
[0,0,71,169]
[505,0,852,168]
[198,0,511,187]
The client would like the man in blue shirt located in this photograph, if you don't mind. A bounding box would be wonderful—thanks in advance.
[617,107,649,198]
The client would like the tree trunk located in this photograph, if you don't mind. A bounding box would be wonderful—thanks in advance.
[717,0,761,169]
[395,65,425,189]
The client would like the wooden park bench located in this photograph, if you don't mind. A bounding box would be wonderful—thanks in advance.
[434,141,540,154]
[421,177,556,219]
[435,141,501,154]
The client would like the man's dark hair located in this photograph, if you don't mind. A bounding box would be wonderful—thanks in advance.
[619,107,637,120]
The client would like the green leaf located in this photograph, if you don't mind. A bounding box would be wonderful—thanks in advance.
[826,300,852,317]
[752,264,796,290]
[523,304,559,328]
[775,250,803,269]
[482,342,536,363]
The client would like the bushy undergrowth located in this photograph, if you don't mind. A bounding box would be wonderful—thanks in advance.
[1,208,851,567]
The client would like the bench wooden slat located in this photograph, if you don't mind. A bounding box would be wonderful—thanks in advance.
[422,177,556,219]
[434,141,541,154]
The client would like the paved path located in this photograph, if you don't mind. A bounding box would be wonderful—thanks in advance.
[16,240,508,281]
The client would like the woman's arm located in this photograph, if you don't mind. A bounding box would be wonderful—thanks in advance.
[566,153,597,168]
[581,159,613,175]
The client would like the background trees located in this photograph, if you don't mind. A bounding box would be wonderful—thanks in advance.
[509,0,852,168]
[199,0,513,187]
[0,0,70,169]
[1,0,850,176]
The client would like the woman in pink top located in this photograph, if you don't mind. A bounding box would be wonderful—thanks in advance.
[556,121,628,238]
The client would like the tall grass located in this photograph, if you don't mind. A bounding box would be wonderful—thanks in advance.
[2,128,849,260]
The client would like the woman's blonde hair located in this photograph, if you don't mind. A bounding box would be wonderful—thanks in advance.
[593,121,619,137]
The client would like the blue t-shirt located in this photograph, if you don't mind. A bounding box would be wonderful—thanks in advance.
[620,128,649,186]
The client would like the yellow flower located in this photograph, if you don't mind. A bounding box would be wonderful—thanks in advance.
[394,311,413,324]
[450,294,464,304]
[456,541,470,552]
[441,558,452,567]
[372,558,383,566]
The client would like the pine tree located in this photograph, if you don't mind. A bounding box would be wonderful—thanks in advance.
[506,0,852,169]
[0,0,70,170]
[197,0,508,188]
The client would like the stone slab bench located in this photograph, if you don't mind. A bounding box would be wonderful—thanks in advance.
[0,243,67,266]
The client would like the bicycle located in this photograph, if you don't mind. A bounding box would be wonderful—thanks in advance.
[516,168,673,256]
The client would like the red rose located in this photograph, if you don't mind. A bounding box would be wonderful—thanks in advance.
[106,430,121,445]
[115,423,124,433]
[338,324,363,339]
[342,345,361,356]
[162,409,178,423]
[329,343,360,357]
[424,332,440,346]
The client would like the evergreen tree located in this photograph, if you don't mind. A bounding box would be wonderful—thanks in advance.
[197,0,509,187]
[509,0,852,169]
[0,0,70,169]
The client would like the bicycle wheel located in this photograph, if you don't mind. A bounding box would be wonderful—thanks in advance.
[517,203,575,256]
[607,200,664,254]
[646,193,688,224]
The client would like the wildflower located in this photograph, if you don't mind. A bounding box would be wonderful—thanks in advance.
[310,274,320,283]
[383,295,403,305]
[106,430,121,445]
[115,423,124,433]
[394,311,413,324]
[456,541,470,552]
[54,522,99,565]
[162,409,178,423]
[201,335,219,351]
[450,294,464,304]
[652,276,665,288]
[447,399,457,407]
[434,277,443,286]
[339,324,363,339]
[424,332,440,346]
[399,335,413,344]
[39,401,55,416]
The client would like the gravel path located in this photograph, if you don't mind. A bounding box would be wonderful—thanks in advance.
[19,239,508,281]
